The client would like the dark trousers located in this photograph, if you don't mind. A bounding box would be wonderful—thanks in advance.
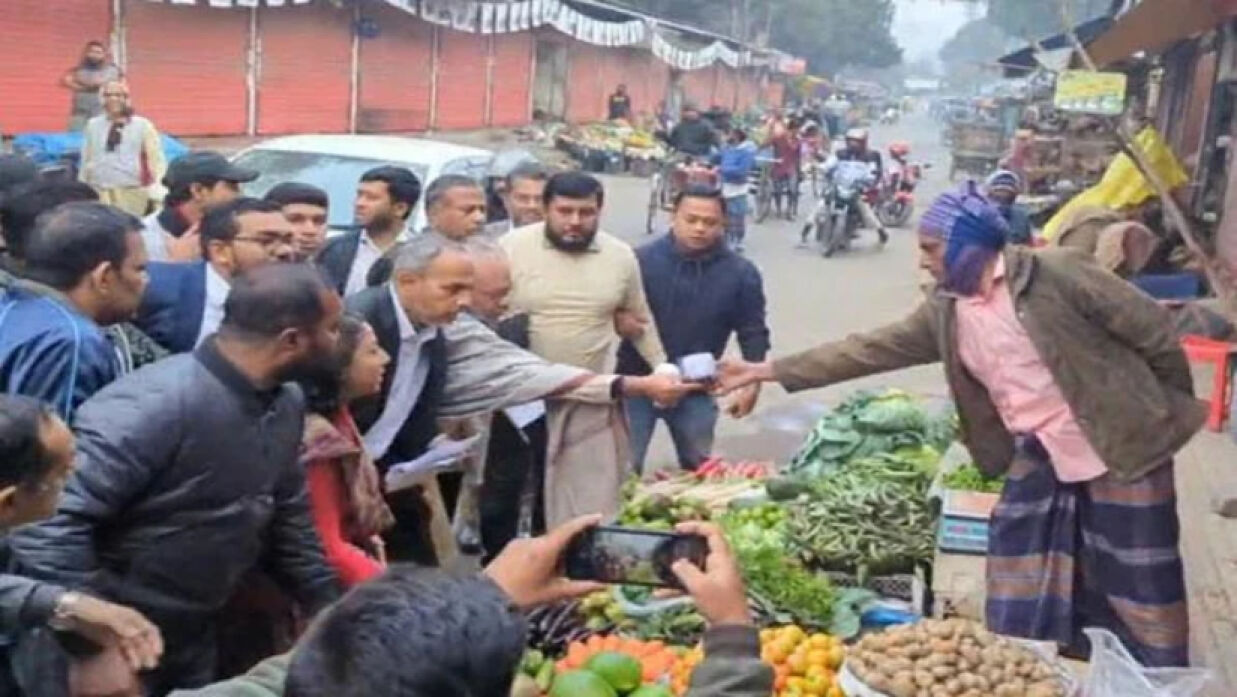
[480,415,547,563]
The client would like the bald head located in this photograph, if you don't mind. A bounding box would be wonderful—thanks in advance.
[464,238,511,324]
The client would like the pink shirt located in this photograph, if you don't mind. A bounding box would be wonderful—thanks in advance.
[955,258,1108,483]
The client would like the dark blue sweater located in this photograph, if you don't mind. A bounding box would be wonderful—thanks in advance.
[617,235,770,376]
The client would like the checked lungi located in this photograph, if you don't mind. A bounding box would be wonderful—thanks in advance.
[985,437,1189,667]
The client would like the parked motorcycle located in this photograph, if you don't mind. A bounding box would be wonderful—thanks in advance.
[809,159,880,258]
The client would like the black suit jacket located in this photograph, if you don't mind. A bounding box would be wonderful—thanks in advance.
[344,285,448,471]
[316,231,361,296]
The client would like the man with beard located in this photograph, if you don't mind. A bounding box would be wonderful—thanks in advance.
[318,167,419,297]
[136,198,296,354]
[10,264,343,694]
[61,41,122,131]
[500,172,668,525]
[346,235,693,565]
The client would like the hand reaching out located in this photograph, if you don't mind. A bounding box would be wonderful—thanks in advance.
[725,383,761,419]
[715,359,774,396]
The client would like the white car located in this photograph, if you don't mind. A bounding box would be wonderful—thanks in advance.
[232,134,494,234]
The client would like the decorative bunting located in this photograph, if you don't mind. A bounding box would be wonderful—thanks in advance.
[140,0,783,71]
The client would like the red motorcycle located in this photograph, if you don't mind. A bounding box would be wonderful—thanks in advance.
[876,143,926,228]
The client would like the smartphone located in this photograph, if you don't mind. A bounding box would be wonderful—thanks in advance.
[564,526,708,588]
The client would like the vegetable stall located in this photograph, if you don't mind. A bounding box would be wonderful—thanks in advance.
[520,389,1090,697]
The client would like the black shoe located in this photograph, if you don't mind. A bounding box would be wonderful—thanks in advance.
[878,228,889,244]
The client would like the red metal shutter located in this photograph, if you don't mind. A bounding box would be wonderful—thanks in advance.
[566,42,605,123]
[716,66,739,111]
[1,0,113,134]
[682,68,713,108]
[356,2,433,133]
[125,1,248,136]
[256,2,352,135]
[435,28,487,131]
[490,32,533,128]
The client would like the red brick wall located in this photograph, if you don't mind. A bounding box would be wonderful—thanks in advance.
[1,0,112,134]
[125,1,249,136]
[682,68,715,109]
[434,28,488,130]
[356,1,434,133]
[256,2,353,135]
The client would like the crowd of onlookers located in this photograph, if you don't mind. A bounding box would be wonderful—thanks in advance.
[0,54,774,692]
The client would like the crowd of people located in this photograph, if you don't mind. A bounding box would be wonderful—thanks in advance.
[0,85,776,692]
[0,37,1207,697]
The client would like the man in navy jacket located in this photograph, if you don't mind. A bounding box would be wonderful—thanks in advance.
[135,198,296,353]
[617,186,771,471]
[0,202,148,419]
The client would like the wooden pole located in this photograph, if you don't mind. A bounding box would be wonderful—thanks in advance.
[1057,1,1237,308]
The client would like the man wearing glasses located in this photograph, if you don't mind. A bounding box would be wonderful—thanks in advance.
[135,198,296,353]
[78,80,166,217]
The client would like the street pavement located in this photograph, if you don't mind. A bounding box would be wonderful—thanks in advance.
[598,112,956,467]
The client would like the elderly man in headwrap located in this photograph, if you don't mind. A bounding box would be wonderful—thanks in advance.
[984,170,1033,245]
[717,184,1203,667]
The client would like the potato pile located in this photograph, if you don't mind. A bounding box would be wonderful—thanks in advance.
[846,619,1069,697]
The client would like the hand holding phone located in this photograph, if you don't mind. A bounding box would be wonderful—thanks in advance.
[564,526,708,589]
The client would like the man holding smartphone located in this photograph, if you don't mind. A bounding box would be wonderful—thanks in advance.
[173,518,773,697]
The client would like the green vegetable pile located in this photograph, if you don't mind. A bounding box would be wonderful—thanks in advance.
[786,451,939,579]
[942,463,1005,494]
[718,507,836,630]
[788,390,956,478]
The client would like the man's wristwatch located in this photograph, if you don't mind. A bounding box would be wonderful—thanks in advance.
[48,591,83,631]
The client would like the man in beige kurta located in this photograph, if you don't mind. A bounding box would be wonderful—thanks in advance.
[501,172,667,525]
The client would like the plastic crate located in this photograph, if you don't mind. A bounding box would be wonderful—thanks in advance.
[823,567,927,615]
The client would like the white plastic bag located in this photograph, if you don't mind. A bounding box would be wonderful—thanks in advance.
[1083,628,1211,697]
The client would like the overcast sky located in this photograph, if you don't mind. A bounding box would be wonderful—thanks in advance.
[892,0,976,63]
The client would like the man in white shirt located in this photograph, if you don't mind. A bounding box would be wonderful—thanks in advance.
[317,166,419,297]
[135,198,296,353]
[141,151,256,263]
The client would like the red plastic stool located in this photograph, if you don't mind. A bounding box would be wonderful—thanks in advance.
[1181,335,1237,432]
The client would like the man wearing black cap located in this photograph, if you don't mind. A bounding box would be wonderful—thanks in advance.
[142,151,257,263]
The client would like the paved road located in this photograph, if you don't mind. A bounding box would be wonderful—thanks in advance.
[597,112,956,466]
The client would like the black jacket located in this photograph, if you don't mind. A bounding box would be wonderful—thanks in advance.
[316,232,361,296]
[9,341,341,634]
[617,235,770,376]
[668,119,719,157]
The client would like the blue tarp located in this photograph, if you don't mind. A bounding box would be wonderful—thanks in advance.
[10,132,190,168]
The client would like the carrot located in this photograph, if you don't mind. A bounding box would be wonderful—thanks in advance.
[621,638,648,657]
[586,635,605,652]
[645,640,667,654]
[602,634,621,651]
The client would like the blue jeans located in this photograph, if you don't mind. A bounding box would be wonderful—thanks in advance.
[724,195,748,247]
[626,393,718,473]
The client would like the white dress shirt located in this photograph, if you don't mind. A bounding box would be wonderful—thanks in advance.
[195,263,231,347]
[344,230,409,297]
[362,283,440,460]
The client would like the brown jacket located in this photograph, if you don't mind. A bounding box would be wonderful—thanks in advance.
[774,246,1206,482]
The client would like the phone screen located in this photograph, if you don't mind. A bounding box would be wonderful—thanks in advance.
[564,526,708,588]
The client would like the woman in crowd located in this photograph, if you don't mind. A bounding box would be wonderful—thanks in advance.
[298,315,394,586]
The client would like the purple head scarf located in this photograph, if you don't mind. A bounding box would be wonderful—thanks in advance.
[919,181,1010,296]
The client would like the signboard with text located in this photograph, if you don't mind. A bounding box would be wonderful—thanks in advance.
[1054,70,1128,116]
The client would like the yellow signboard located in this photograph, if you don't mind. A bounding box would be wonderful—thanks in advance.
[1054,70,1128,116]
